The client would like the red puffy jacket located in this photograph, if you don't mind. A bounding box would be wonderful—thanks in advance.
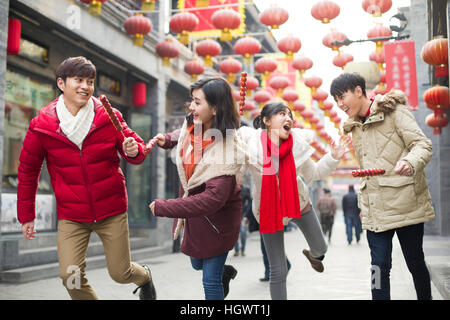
[17,96,146,224]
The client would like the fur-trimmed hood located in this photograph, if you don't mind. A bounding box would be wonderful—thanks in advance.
[343,89,408,133]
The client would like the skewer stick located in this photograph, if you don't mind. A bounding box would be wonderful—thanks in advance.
[238,72,247,116]
[99,95,126,139]
[352,168,386,177]
[143,137,158,155]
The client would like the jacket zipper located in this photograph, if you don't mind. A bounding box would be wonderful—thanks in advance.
[79,149,96,222]
[204,216,220,234]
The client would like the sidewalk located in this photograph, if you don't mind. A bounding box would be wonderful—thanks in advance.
[0,214,445,300]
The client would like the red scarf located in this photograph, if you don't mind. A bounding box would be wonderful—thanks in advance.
[259,130,301,233]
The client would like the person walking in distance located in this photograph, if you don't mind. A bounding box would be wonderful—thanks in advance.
[331,72,435,300]
[17,56,156,300]
[342,185,362,244]
[317,188,336,243]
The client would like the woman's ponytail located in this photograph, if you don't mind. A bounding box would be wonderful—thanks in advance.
[253,114,265,129]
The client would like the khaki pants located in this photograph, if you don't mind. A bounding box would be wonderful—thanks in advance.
[57,212,149,300]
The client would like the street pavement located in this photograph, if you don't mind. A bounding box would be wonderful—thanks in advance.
[0,214,444,300]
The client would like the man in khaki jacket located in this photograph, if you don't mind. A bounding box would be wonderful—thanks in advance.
[330,73,435,300]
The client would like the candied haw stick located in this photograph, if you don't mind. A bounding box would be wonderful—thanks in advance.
[238,72,247,116]
[100,95,126,139]
[143,136,158,155]
[352,168,386,177]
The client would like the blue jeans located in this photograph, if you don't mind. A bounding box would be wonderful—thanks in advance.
[190,252,228,300]
[234,225,248,252]
[344,214,362,243]
[367,223,431,300]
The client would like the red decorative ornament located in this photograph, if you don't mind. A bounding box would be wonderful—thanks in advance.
[300,109,314,124]
[311,0,340,24]
[322,29,347,52]
[184,58,205,82]
[421,37,449,78]
[293,100,306,114]
[277,35,301,62]
[169,12,199,45]
[254,57,278,78]
[234,36,261,65]
[138,0,158,11]
[362,0,392,17]
[7,18,21,55]
[369,49,385,69]
[251,109,261,118]
[332,52,353,69]
[133,82,147,107]
[292,56,313,78]
[80,0,108,16]
[329,109,338,119]
[425,113,448,135]
[219,57,242,82]
[367,23,392,50]
[282,88,299,109]
[321,100,334,116]
[245,76,259,96]
[123,14,153,47]
[211,9,242,42]
[254,90,272,108]
[269,76,290,97]
[238,72,247,115]
[304,76,323,96]
[259,5,289,30]
[352,168,386,177]
[155,39,180,66]
[195,39,222,67]
[423,86,450,116]
[313,89,329,111]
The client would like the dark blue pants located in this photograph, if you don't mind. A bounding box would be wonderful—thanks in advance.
[191,252,228,300]
[366,223,431,300]
[345,214,362,243]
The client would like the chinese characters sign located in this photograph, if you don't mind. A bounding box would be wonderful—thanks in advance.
[384,40,418,109]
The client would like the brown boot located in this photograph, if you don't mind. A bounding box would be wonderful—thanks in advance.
[302,249,324,273]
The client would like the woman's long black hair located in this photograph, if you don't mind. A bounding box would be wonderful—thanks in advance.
[187,77,240,136]
[253,102,293,129]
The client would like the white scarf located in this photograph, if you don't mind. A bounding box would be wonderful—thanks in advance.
[56,94,95,149]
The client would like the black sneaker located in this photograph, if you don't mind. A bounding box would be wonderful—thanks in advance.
[133,265,156,300]
[222,265,237,298]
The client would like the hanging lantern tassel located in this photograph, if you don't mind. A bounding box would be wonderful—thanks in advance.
[133,33,144,47]
[178,31,189,45]
[141,0,156,12]
[220,28,232,42]
[243,53,252,66]
[89,0,103,16]
[196,0,209,7]
[239,72,247,116]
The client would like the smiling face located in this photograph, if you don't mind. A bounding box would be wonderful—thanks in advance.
[264,107,293,143]
[334,86,367,118]
[57,76,94,109]
[189,88,216,131]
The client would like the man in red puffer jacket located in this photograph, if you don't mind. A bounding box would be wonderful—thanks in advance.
[17,56,156,300]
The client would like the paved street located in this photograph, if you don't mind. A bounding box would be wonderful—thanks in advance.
[0,214,444,300]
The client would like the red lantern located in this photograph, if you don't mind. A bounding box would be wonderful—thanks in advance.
[184,58,205,82]
[304,76,323,96]
[254,57,278,77]
[123,14,153,47]
[322,29,347,52]
[329,109,338,119]
[367,23,392,50]
[269,76,290,97]
[80,0,108,16]
[293,100,306,114]
[369,49,385,69]
[423,86,450,116]
[251,109,261,118]
[421,37,449,78]
[245,76,259,96]
[243,100,256,111]
[426,113,448,135]
[195,39,222,67]
[311,0,340,24]
[234,37,261,65]
[362,0,392,17]
[219,57,242,82]
[138,0,158,11]
[277,35,301,62]
[332,116,341,129]
[259,5,289,30]
[300,109,314,124]
[133,82,147,107]
[282,88,299,109]
[155,39,180,66]
[313,89,329,111]
[211,9,242,42]
[169,12,199,45]
[7,18,21,55]
[332,52,353,69]
[254,90,272,108]
[292,56,313,78]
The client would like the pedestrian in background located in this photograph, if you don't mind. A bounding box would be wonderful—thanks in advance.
[342,185,362,244]
[331,72,435,300]
[317,188,336,244]
[234,185,251,257]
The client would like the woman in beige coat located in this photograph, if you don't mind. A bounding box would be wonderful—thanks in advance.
[331,73,435,300]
